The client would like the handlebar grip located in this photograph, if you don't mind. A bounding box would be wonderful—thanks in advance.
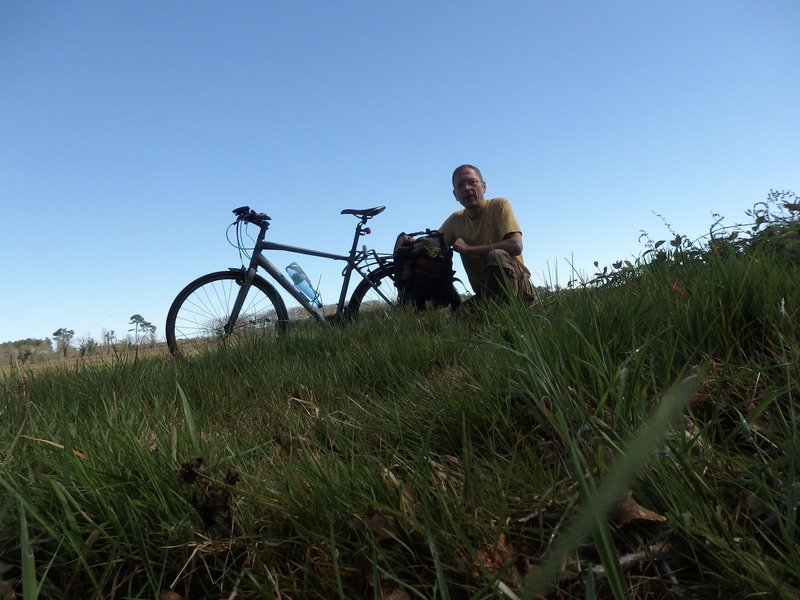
[250,212,270,223]
[232,206,271,224]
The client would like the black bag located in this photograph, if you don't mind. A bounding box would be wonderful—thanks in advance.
[393,230,460,310]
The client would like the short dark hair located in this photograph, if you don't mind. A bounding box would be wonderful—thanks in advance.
[452,164,483,187]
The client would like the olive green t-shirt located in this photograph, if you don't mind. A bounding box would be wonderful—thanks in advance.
[439,197,527,294]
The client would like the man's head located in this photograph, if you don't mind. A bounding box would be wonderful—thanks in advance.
[452,164,487,217]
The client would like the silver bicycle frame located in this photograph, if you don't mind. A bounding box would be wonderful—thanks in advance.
[252,241,350,321]
[228,218,393,328]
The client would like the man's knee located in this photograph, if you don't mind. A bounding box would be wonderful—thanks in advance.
[485,250,520,287]
[483,250,516,297]
[486,249,515,271]
[483,249,536,304]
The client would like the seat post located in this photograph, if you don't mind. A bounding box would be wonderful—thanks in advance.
[339,206,383,259]
[347,217,368,259]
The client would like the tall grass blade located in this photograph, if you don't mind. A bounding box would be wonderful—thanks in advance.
[176,381,198,452]
[423,516,451,600]
[524,374,697,596]
[20,502,39,600]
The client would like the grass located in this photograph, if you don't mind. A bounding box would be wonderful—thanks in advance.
[2,213,800,599]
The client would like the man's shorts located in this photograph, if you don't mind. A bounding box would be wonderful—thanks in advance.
[486,249,538,304]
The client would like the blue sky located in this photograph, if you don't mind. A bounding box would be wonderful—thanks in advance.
[2,1,798,345]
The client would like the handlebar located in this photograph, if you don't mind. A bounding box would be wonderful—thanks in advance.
[232,206,271,226]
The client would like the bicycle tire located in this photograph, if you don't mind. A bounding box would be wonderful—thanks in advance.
[346,265,399,318]
[166,270,288,355]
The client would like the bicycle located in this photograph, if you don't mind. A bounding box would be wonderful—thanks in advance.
[165,205,402,354]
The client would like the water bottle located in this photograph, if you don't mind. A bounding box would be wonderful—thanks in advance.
[286,262,322,307]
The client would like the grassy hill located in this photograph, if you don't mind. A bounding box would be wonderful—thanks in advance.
[2,196,799,599]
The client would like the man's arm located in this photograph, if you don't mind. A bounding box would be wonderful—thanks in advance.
[452,231,523,257]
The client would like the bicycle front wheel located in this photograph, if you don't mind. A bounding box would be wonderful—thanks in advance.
[346,265,399,318]
[166,271,288,355]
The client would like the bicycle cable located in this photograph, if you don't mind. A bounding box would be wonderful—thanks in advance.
[226,219,256,266]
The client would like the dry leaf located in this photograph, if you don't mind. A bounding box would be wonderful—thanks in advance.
[382,468,420,530]
[272,434,312,457]
[616,491,666,526]
[1,580,17,600]
[369,513,399,544]
[378,575,412,600]
[469,533,515,577]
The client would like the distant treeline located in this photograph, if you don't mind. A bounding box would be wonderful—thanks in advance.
[0,338,53,363]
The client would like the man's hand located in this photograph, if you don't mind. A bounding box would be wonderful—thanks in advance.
[452,238,471,254]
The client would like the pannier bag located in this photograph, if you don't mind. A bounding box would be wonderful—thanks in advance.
[393,230,461,310]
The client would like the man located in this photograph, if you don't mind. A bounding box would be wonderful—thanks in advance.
[439,165,537,304]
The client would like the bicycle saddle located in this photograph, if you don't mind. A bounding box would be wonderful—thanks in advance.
[341,206,385,218]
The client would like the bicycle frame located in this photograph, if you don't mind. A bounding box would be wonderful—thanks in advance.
[230,210,392,326]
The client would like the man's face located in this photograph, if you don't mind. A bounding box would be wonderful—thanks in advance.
[453,168,487,215]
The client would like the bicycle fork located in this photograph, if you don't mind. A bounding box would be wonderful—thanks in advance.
[224,266,260,335]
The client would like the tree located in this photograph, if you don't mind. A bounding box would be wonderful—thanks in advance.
[129,315,156,346]
[0,338,51,363]
[102,329,116,354]
[77,335,98,358]
[146,322,157,347]
[52,328,75,357]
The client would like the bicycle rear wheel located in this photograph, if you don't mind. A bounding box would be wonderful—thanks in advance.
[166,270,288,355]
[346,265,399,318]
